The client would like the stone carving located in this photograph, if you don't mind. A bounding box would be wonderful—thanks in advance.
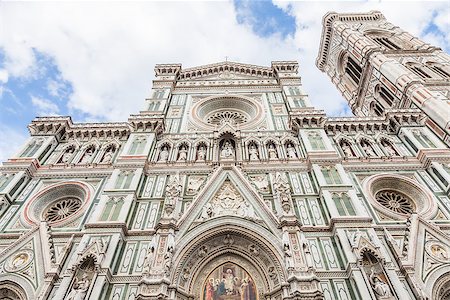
[369,269,392,298]
[59,146,75,164]
[5,250,33,272]
[286,143,297,159]
[67,273,91,300]
[198,181,258,221]
[198,245,208,258]
[361,141,376,157]
[197,145,207,161]
[178,146,188,161]
[341,141,355,157]
[252,175,269,193]
[381,140,398,157]
[249,144,259,161]
[187,176,205,195]
[159,146,169,162]
[164,174,182,217]
[142,245,155,275]
[248,244,260,256]
[220,141,235,159]
[101,146,115,163]
[267,143,278,159]
[283,243,294,271]
[425,241,450,262]
[80,147,95,164]
[164,246,174,276]
[273,172,293,214]
[223,234,234,246]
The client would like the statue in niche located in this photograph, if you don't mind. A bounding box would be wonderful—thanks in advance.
[381,140,398,157]
[164,246,174,276]
[197,145,207,161]
[286,143,297,159]
[59,146,75,164]
[101,147,115,163]
[273,172,292,214]
[142,245,155,275]
[159,146,169,162]
[220,140,235,159]
[341,142,355,157]
[178,145,188,161]
[361,141,376,157]
[241,201,256,220]
[369,269,392,298]
[267,143,278,159]
[283,244,294,271]
[67,273,91,300]
[164,174,182,217]
[248,144,259,161]
[80,147,94,164]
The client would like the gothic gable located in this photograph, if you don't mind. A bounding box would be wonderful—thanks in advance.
[177,166,280,236]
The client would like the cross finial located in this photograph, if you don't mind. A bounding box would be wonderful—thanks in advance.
[225,56,228,62]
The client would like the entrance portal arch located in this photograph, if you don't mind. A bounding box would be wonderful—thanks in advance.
[171,217,287,299]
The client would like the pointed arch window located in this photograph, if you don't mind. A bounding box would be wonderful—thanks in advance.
[332,193,356,216]
[345,56,363,86]
[129,136,147,155]
[373,37,400,50]
[428,64,450,79]
[308,132,326,150]
[115,171,134,189]
[322,167,342,185]
[100,197,124,221]
[375,85,395,107]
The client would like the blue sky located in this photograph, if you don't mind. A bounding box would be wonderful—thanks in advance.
[0,1,449,162]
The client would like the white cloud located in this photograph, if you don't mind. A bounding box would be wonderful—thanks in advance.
[31,95,60,115]
[0,69,8,83]
[0,124,27,164]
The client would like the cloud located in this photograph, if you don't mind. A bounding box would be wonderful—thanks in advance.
[30,95,59,115]
[0,124,28,164]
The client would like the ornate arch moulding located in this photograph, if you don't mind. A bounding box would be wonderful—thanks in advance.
[363,173,438,220]
[171,218,286,298]
[23,181,93,227]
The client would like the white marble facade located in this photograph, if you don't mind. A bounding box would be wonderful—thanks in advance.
[0,11,450,300]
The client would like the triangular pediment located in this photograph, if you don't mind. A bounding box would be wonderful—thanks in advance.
[177,166,280,236]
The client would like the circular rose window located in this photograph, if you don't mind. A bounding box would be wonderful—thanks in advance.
[363,174,438,220]
[44,197,83,222]
[24,181,91,226]
[191,95,264,130]
[375,190,415,215]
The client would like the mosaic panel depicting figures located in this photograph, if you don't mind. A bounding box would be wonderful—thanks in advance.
[203,263,257,300]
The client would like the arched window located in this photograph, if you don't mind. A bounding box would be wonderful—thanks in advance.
[345,55,363,86]
[308,132,326,150]
[129,136,147,155]
[375,85,395,107]
[100,197,124,221]
[321,166,342,185]
[427,63,450,79]
[406,63,432,79]
[372,37,400,50]
[370,102,384,116]
[115,171,134,189]
[332,193,356,216]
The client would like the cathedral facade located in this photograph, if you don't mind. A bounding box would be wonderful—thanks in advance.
[0,11,450,300]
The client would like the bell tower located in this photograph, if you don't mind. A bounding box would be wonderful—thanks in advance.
[316,11,450,145]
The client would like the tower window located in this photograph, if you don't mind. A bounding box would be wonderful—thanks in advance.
[376,85,395,107]
[345,56,362,86]
[373,37,400,50]
[407,63,432,79]
[429,65,450,79]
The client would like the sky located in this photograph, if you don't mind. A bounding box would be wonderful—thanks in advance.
[0,0,449,163]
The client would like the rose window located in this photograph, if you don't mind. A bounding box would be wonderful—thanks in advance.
[206,111,248,125]
[375,190,415,215]
[44,197,83,222]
